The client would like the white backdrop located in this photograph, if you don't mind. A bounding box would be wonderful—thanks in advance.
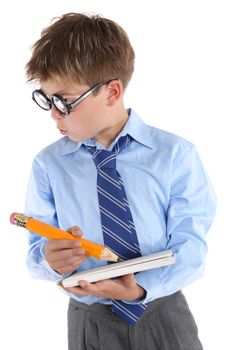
[1,1,232,349]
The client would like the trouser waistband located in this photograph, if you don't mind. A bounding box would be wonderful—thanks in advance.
[69,290,182,316]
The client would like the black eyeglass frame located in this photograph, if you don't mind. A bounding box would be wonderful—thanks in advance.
[32,79,117,116]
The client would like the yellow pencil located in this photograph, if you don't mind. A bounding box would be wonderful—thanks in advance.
[10,212,119,262]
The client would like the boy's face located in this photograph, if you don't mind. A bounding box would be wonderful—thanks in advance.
[40,77,126,146]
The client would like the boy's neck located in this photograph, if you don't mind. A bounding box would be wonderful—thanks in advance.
[92,108,129,149]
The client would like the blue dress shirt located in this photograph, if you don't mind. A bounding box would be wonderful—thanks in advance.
[25,109,216,305]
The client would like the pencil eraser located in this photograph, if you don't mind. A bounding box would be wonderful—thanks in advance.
[10,212,17,225]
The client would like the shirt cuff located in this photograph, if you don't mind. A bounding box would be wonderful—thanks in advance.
[122,295,147,305]
[134,271,163,304]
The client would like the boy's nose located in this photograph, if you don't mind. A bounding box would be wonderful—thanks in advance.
[51,106,64,120]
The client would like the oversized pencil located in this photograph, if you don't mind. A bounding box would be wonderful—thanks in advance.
[10,213,119,262]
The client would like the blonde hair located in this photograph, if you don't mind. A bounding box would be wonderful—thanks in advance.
[25,13,135,89]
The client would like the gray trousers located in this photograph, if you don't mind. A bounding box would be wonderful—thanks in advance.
[68,291,203,350]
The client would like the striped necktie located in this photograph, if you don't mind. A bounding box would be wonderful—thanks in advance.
[85,134,147,325]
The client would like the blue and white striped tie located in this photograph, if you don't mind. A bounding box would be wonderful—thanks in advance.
[85,134,147,325]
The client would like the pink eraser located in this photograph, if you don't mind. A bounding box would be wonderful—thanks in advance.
[10,212,17,225]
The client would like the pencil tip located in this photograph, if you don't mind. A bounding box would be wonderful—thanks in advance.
[100,248,119,262]
[117,257,124,262]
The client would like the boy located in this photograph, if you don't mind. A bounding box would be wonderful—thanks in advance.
[25,12,216,350]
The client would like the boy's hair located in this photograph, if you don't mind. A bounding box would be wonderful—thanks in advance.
[25,12,135,89]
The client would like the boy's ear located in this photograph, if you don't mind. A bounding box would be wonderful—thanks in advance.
[105,80,123,106]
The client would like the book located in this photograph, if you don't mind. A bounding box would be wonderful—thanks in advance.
[62,249,175,287]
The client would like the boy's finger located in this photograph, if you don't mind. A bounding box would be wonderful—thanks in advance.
[49,247,86,262]
[54,255,88,270]
[47,239,82,251]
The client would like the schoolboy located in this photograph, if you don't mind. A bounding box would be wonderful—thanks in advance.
[25,12,216,350]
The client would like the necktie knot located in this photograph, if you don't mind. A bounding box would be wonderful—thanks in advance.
[92,150,116,170]
[85,134,131,170]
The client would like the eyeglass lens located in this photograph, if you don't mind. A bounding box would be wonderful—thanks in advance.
[33,91,51,110]
[52,96,68,114]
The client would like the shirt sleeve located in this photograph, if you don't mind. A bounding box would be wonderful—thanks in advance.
[134,145,217,303]
[25,156,68,282]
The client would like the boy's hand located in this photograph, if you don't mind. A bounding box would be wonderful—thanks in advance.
[60,274,146,301]
[44,226,88,275]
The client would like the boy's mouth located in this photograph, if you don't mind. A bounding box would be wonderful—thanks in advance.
[59,129,67,135]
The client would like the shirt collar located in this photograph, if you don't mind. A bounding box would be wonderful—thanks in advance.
[60,108,154,156]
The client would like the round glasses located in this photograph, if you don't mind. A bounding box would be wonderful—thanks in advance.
[32,79,116,116]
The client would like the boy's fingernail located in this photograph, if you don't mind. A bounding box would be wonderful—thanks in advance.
[72,229,82,236]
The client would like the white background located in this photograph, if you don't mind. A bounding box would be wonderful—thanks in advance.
[1,1,232,349]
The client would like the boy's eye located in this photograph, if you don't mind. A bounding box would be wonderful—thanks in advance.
[64,97,76,103]
[60,97,71,104]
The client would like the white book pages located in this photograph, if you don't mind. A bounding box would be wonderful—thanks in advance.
[62,250,175,288]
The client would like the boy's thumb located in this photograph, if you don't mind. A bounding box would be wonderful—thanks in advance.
[67,226,83,237]
[122,273,135,286]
